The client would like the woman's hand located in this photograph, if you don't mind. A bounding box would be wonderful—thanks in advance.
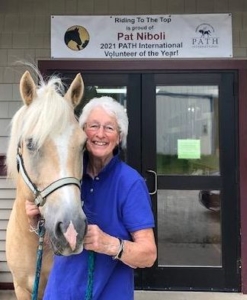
[25,200,41,227]
[83,224,120,256]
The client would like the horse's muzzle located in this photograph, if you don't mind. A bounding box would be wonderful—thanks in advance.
[49,218,87,256]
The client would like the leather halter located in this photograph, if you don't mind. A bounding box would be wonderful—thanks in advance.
[16,146,81,207]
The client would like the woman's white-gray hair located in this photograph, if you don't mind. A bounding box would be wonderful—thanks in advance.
[79,96,129,148]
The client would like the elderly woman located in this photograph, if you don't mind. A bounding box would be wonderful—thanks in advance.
[26,96,157,300]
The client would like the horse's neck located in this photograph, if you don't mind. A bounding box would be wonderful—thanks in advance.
[14,182,35,229]
[13,198,30,227]
[65,33,71,44]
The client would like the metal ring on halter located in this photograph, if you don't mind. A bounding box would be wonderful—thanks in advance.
[34,193,46,207]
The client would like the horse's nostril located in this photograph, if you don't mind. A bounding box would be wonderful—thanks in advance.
[55,222,63,239]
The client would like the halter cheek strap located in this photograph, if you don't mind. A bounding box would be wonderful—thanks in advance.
[16,153,37,193]
[16,152,81,207]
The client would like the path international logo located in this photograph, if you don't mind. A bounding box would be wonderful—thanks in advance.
[192,23,219,48]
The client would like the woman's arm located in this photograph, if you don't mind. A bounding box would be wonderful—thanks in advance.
[121,228,157,268]
[83,225,157,268]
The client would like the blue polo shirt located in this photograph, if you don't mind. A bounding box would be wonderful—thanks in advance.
[43,153,155,300]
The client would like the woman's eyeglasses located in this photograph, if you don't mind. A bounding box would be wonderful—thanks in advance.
[84,123,118,134]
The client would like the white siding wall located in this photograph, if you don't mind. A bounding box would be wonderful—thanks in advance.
[0,0,247,285]
[0,177,15,283]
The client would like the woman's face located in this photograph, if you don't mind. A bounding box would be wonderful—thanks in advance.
[84,107,120,161]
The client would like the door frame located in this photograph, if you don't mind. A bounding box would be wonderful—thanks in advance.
[141,71,239,291]
[38,59,247,292]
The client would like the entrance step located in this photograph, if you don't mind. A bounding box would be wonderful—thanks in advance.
[1,290,247,299]
[135,291,247,300]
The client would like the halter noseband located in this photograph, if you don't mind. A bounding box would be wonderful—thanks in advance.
[16,147,81,207]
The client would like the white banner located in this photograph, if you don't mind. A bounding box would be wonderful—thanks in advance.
[51,14,232,59]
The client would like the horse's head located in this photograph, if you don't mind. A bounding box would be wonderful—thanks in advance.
[7,70,87,256]
[73,27,82,47]
[64,27,83,50]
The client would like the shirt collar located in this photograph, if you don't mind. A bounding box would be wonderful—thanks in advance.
[83,149,120,177]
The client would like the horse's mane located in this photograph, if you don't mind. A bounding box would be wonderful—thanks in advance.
[6,70,72,179]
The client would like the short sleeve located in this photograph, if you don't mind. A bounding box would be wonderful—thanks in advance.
[121,178,155,232]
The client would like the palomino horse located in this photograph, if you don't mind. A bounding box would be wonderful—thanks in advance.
[5,69,87,299]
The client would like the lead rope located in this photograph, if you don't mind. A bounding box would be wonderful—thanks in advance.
[31,220,95,300]
[32,218,46,300]
[85,251,95,300]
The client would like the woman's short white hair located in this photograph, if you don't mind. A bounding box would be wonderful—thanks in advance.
[79,96,129,148]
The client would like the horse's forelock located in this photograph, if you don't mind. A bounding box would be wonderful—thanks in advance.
[40,76,65,96]
[6,76,72,179]
[23,77,71,144]
[6,106,25,178]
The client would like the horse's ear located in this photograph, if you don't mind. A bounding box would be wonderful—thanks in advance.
[64,73,84,107]
[20,71,37,106]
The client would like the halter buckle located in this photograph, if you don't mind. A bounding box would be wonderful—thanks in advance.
[34,193,46,207]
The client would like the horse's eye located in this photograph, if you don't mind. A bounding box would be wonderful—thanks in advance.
[26,138,37,151]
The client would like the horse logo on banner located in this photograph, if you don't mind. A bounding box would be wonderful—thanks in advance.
[64,25,90,51]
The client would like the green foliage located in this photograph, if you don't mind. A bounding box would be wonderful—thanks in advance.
[157,154,219,175]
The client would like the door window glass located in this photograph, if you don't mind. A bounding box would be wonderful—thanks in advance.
[156,86,219,176]
[156,86,222,267]
[158,189,221,267]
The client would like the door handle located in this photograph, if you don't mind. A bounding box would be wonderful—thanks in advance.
[146,169,157,195]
